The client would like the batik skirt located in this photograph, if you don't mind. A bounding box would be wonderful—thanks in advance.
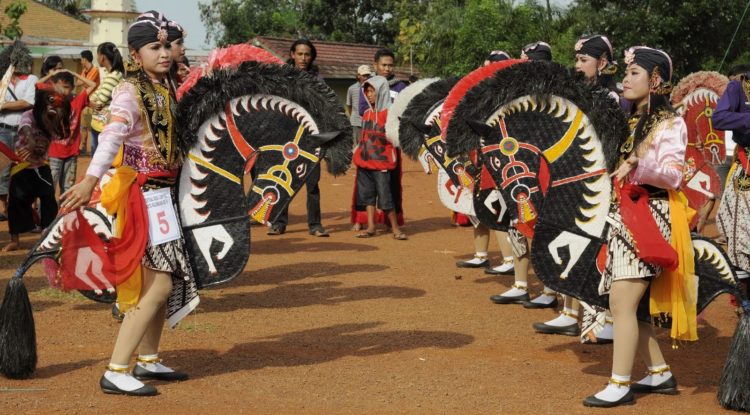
[598,198,672,295]
[141,183,200,328]
[717,166,750,273]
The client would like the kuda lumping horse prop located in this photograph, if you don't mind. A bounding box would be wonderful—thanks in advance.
[0,52,351,379]
[444,61,749,411]
[176,61,350,286]
[670,71,729,231]
[445,60,739,315]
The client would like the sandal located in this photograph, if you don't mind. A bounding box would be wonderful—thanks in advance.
[356,231,376,238]
[392,232,408,240]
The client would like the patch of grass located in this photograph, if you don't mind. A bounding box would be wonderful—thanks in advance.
[31,287,86,302]
[177,317,219,333]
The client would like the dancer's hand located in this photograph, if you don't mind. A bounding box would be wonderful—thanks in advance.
[611,154,638,184]
[60,176,98,213]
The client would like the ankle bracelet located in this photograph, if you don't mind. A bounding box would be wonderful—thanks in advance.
[106,364,130,373]
[511,284,528,291]
[136,356,162,364]
[561,310,579,319]
[647,365,670,376]
[608,378,631,388]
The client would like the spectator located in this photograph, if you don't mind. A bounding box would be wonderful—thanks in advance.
[267,38,328,237]
[353,76,406,240]
[47,70,96,195]
[347,65,370,145]
[89,42,125,155]
[40,55,63,77]
[358,48,408,116]
[0,42,36,221]
[78,50,100,155]
[4,84,60,251]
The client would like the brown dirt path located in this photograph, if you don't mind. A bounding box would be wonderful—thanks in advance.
[0,156,740,414]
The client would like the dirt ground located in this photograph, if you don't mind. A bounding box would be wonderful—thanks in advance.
[0,156,742,414]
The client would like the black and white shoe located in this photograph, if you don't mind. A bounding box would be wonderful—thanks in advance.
[133,363,189,382]
[630,376,678,395]
[490,292,530,304]
[583,390,635,408]
[532,321,580,336]
[456,257,490,268]
[100,373,157,396]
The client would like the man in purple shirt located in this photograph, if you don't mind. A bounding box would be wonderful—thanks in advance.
[358,48,408,116]
[713,69,750,147]
[713,67,750,282]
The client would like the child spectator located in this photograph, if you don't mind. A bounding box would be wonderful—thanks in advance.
[45,70,96,194]
[4,84,62,251]
[78,50,100,155]
[353,76,406,240]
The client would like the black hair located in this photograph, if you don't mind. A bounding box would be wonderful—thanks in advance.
[51,71,75,87]
[374,48,395,63]
[630,94,674,150]
[80,50,94,63]
[96,42,125,73]
[40,55,63,76]
[728,63,750,77]
[286,38,319,76]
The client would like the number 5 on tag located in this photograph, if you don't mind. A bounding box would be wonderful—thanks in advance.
[143,188,181,246]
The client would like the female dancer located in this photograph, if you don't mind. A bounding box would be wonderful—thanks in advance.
[61,11,199,396]
[533,34,619,341]
[584,46,693,407]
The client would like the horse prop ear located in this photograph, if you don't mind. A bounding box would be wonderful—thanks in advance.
[308,131,343,148]
[409,120,433,136]
[465,119,495,138]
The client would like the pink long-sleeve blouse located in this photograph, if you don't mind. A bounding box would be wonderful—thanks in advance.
[629,115,687,190]
[86,81,179,179]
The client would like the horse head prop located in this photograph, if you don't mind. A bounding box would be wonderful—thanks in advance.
[177,61,351,287]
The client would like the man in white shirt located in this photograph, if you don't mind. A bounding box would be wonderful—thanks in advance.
[346,65,370,145]
[0,42,36,219]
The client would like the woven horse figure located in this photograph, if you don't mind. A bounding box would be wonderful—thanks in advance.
[394,77,481,217]
[177,62,351,287]
[445,60,740,316]
[0,58,351,379]
[671,71,729,230]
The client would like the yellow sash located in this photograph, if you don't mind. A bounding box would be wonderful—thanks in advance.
[649,190,697,341]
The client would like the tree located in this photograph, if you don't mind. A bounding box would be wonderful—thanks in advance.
[199,0,399,46]
[2,0,27,40]
[568,0,750,78]
[38,0,91,18]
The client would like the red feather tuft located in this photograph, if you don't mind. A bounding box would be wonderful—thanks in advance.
[177,44,284,100]
[440,60,522,139]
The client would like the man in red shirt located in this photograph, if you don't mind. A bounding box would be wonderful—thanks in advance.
[46,70,96,194]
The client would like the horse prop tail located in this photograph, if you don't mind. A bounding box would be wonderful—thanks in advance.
[717,291,750,412]
[0,256,40,379]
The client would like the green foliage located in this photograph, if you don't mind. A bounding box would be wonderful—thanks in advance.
[37,0,91,19]
[199,0,399,46]
[201,0,750,80]
[3,0,27,40]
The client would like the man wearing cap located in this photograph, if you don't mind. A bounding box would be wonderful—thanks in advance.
[347,65,371,145]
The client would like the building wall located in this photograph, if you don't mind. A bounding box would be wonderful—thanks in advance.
[0,0,90,41]
[89,0,137,51]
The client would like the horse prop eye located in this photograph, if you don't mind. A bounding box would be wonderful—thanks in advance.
[295,162,307,178]
[491,156,502,170]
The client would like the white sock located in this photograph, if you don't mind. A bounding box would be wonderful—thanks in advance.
[544,308,578,327]
[464,252,488,265]
[105,364,145,392]
[491,257,514,272]
[597,322,614,340]
[594,374,631,402]
[635,364,672,386]
[530,293,556,305]
[137,354,175,373]
[501,284,527,297]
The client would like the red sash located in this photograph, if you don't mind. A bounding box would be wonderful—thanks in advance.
[616,181,678,270]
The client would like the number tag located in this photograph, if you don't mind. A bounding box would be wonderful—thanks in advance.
[143,188,181,246]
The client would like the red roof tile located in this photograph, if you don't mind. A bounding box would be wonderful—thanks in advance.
[251,36,417,80]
